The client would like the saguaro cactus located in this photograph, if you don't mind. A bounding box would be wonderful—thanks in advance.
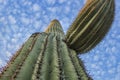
[0,0,115,80]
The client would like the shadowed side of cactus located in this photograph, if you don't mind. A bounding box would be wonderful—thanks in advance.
[0,20,92,80]
[66,0,115,53]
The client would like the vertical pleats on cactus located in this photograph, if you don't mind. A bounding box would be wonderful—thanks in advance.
[0,0,115,80]
[45,19,65,39]
[66,0,115,53]
[0,33,40,80]
[0,20,92,80]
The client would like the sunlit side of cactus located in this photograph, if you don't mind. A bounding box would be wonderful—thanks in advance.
[0,0,115,80]
[66,0,115,53]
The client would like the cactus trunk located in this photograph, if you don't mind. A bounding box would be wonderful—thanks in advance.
[0,20,92,80]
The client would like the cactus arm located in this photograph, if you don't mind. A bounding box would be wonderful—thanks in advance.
[65,0,115,53]
[66,0,99,40]
[70,0,108,45]
[73,0,114,52]
[76,0,115,52]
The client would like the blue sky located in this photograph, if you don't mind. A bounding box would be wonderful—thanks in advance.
[0,0,120,80]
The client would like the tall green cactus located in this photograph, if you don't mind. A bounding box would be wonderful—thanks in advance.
[0,0,114,80]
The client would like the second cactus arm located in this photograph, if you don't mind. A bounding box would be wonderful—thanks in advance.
[66,0,115,53]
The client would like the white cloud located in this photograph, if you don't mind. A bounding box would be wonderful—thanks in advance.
[93,55,99,61]
[58,0,65,4]
[6,51,12,58]
[11,38,17,43]
[64,7,70,14]
[8,15,16,24]
[0,17,8,25]
[115,64,120,80]
[32,4,40,11]
[84,0,87,4]
[0,0,7,5]
[0,59,3,65]
[34,21,41,29]
[0,17,5,23]
[21,17,30,25]
[23,1,32,6]
[47,7,57,13]
[0,59,6,72]
[46,0,56,5]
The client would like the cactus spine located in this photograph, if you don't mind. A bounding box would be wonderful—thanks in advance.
[0,0,114,80]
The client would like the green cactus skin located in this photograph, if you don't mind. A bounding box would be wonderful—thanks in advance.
[0,33,40,80]
[0,0,115,80]
[0,20,92,80]
[66,0,115,53]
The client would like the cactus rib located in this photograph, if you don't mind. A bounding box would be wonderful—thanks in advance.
[15,33,48,80]
[32,33,49,80]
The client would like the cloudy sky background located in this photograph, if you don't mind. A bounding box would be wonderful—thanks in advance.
[0,0,120,80]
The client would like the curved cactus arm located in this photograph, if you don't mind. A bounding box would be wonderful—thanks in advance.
[65,0,115,54]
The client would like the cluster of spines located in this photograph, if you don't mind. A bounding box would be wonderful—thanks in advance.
[66,0,115,53]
